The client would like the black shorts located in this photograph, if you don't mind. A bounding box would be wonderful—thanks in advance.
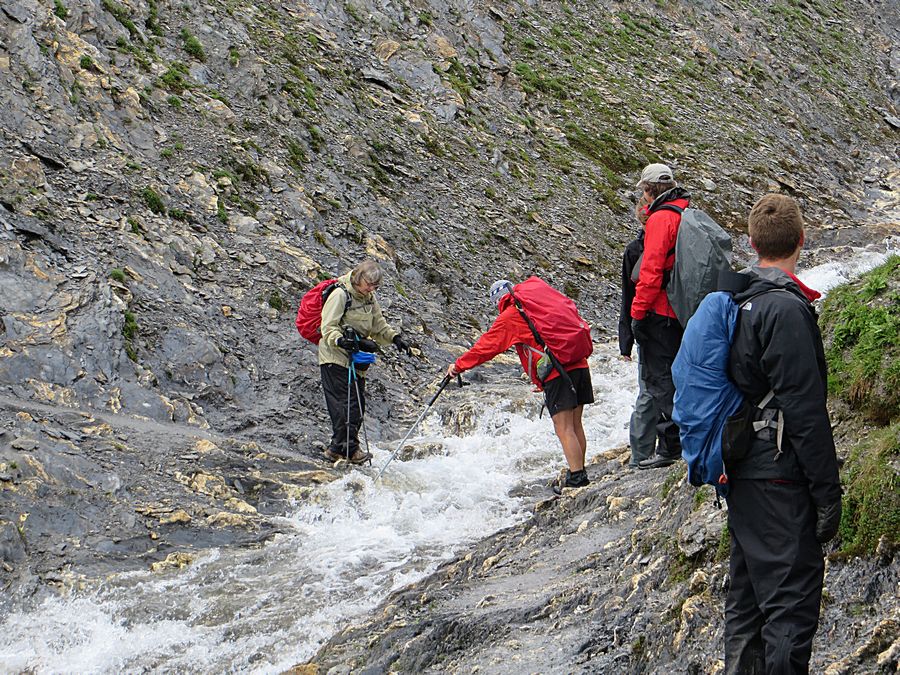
[543,367,594,416]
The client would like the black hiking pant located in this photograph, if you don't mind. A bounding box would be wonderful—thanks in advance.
[636,313,682,458]
[321,363,366,457]
[725,479,824,674]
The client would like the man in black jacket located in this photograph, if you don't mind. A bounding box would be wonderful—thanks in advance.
[724,194,842,674]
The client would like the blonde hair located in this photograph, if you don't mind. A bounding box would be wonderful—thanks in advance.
[636,194,651,226]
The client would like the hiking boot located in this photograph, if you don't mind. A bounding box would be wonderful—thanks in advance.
[553,469,590,495]
[323,448,345,462]
[324,448,372,465]
[637,454,678,470]
[347,449,372,465]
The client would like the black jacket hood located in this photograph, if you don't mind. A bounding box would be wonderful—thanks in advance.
[731,266,809,307]
[647,186,691,213]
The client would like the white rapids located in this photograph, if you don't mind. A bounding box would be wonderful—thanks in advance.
[0,242,895,673]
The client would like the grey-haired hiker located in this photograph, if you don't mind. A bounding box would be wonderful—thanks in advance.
[619,192,659,466]
[318,260,411,464]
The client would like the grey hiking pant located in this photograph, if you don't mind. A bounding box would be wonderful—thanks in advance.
[637,313,683,458]
[629,347,658,465]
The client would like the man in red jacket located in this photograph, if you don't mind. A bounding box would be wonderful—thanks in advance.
[630,163,691,469]
[447,280,594,493]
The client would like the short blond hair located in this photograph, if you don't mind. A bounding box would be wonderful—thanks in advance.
[748,194,804,260]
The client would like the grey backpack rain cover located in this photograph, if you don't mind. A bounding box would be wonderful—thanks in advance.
[667,208,733,326]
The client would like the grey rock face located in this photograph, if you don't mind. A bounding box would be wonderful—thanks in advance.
[0,0,897,664]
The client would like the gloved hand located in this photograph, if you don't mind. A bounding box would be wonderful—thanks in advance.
[631,318,651,345]
[815,500,842,543]
[356,338,379,353]
[393,334,412,355]
[336,336,356,351]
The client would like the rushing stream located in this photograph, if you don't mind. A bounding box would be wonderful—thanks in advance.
[1,241,896,673]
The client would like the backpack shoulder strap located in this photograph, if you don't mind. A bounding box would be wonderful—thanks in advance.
[323,282,353,320]
[654,203,684,215]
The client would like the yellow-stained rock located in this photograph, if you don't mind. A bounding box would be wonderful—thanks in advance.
[365,233,395,260]
[375,39,401,61]
[432,35,457,60]
[194,439,220,454]
[81,423,113,436]
[27,380,78,407]
[481,554,501,572]
[186,472,229,497]
[284,665,318,675]
[159,509,192,525]
[224,497,257,514]
[607,496,631,516]
[150,552,196,572]
[207,512,251,528]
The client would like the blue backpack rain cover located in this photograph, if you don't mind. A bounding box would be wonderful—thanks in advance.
[672,292,744,496]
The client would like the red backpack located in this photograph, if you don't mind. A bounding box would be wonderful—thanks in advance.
[295,279,351,344]
[508,276,593,368]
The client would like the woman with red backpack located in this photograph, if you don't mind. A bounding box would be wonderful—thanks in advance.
[447,278,594,494]
[316,260,411,464]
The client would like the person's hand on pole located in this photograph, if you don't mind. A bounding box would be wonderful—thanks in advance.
[447,363,460,378]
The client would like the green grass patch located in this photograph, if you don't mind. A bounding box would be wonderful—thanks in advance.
[109,268,127,283]
[513,61,570,99]
[160,62,190,94]
[821,255,900,425]
[101,0,138,39]
[141,187,165,214]
[268,290,286,311]
[837,422,899,557]
[180,28,206,62]
[122,310,138,340]
[286,139,307,170]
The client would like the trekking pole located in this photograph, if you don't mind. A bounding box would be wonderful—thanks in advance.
[345,363,353,461]
[375,374,460,482]
[352,366,371,458]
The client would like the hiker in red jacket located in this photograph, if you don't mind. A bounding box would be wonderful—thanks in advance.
[630,163,691,470]
[447,280,594,493]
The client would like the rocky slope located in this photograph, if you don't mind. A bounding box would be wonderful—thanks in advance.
[307,447,898,674]
[0,0,898,649]
[306,258,900,672]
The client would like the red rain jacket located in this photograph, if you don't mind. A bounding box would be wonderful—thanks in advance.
[454,296,589,390]
[631,193,690,320]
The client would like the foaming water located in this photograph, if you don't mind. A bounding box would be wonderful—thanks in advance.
[0,345,638,673]
[799,236,899,296]
[3,245,895,672]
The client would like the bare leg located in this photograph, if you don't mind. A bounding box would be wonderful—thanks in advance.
[551,409,585,472]
[572,405,587,467]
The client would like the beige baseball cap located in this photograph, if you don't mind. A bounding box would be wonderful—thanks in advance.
[636,163,674,187]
